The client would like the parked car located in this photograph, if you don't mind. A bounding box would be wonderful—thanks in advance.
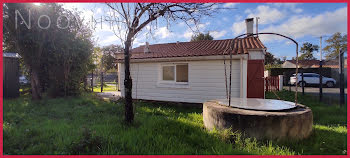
[290,73,336,88]
[19,75,29,85]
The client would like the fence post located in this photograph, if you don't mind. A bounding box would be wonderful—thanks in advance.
[278,75,283,91]
[101,71,104,92]
[265,78,268,92]
[91,70,94,92]
[319,60,323,102]
[275,76,278,91]
[301,71,304,95]
[289,79,291,92]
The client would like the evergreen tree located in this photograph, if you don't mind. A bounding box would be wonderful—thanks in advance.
[298,42,318,60]
[323,32,347,59]
[190,32,214,41]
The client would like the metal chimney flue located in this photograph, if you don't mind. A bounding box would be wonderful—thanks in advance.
[144,42,150,53]
[245,18,254,36]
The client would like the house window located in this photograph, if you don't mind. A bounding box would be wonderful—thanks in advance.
[176,65,188,82]
[161,64,188,83]
[162,66,175,81]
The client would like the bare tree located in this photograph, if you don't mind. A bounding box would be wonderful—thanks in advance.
[104,3,219,123]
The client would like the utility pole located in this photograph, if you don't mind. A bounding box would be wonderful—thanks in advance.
[256,17,260,37]
[320,36,322,61]
[301,70,305,95]
[101,59,104,93]
[319,36,323,102]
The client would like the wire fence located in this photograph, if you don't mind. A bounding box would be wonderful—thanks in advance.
[87,72,119,92]
[265,52,347,106]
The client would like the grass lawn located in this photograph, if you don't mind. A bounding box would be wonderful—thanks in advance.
[265,91,347,155]
[92,83,118,92]
[3,90,347,155]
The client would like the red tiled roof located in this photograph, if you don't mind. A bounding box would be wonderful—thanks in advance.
[116,36,266,60]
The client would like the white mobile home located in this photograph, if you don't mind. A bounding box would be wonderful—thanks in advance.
[117,35,267,103]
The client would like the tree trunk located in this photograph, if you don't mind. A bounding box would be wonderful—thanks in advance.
[83,75,88,91]
[124,40,134,123]
[116,70,119,91]
[101,71,104,92]
[30,68,42,100]
[91,70,94,92]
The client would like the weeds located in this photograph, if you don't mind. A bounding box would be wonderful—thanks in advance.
[69,127,105,154]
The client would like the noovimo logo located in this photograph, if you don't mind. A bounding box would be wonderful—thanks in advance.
[12,9,137,31]
[14,9,73,30]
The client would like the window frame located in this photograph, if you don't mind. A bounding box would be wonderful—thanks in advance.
[160,63,189,84]
[161,65,176,82]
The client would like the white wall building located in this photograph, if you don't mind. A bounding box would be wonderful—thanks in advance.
[117,19,267,103]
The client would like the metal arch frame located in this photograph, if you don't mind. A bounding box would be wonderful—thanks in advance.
[228,32,299,107]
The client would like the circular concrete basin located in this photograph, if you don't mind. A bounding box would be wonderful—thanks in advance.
[203,99,313,140]
[217,98,297,111]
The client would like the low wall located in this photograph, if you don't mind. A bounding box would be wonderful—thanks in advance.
[203,101,313,140]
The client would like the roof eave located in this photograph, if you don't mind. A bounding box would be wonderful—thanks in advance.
[116,54,249,63]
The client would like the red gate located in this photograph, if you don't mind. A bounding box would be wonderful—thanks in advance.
[247,60,264,98]
[265,76,280,92]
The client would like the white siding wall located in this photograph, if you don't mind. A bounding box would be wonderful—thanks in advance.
[249,50,265,60]
[119,60,241,103]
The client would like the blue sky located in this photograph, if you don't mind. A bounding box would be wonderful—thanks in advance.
[61,3,347,60]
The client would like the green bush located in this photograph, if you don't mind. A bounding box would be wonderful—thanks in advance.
[3,3,94,98]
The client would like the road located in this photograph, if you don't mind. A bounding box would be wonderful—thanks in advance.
[284,87,347,95]
[283,87,347,105]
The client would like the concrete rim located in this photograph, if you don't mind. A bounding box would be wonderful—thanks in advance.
[203,100,313,140]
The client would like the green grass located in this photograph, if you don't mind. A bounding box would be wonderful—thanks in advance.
[92,83,118,92]
[4,93,293,155]
[3,90,347,155]
[266,90,347,155]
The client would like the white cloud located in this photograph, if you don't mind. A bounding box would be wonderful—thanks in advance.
[132,38,144,48]
[184,30,194,39]
[273,3,299,8]
[273,3,303,13]
[285,41,293,45]
[231,20,246,35]
[245,5,285,24]
[235,15,243,21]
[155,27,174,39]
[60,3,94,22]
[178,22,186,27]
[100,34,119,45]
[94,22,116,33]
[210,4,219,10]
[294,8,303,13]
[60,3,82,10]
[223,3,238,8]
[222,17,229,22]
[210,30,227,39]
[197,23,208,30]
[260,7,347,43]
[78,10,95,24]
[183,22,210,39]
[96,8,102,14]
